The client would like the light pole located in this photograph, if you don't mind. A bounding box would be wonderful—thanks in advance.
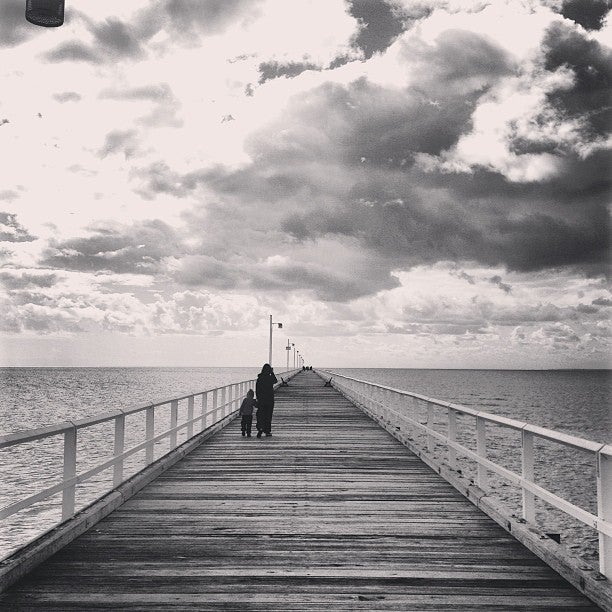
[292,344,296,368]
[268,315,282,367]
[286,339,291,372]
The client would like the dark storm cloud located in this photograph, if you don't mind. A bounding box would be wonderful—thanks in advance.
[40,220,182,274]
[0,213,36,242]
[489,211,609,272]
[0,0,38,48]
[244,77,502,171]
[118,23,608,301]
[560,0,610,30]
[346,0,406,58]
[346,0,434,59]
[281,176,610,275]
[258,60,320,84]
[542,22,612,138]
[245,33,513,167]
[239,34,606,280]
[53,92,82,103]
[98,129,141,159]
[0,272,58,290]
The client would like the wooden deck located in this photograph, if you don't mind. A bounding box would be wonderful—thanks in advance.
[0,371,601,610]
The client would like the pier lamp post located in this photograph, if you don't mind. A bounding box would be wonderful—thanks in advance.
[25,0,65,26]
[268,315,282,367]
[286,339,292,372]
[292,343,296,368]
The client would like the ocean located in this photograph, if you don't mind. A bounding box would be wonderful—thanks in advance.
[1,367,610,565]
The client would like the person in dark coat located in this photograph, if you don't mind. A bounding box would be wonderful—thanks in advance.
[255,363,277,437]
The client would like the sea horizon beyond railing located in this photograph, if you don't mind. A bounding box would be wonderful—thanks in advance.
[319,369,612,581]
[0,369,301,561]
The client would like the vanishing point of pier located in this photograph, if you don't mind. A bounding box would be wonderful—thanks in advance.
[0,370,610,610]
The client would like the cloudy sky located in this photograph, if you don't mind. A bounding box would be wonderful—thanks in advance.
[0,0,610,368]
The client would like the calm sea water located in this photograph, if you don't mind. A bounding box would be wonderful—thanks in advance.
[1,367,610,565]
[333,368,611,443]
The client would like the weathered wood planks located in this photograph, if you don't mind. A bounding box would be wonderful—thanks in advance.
[0,371,602,610]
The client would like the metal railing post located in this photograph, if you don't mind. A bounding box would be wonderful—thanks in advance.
[448,408,457,470]
[476,416,487,490]
[113,413,125,488]
[427,403,435,454]
[201,392,207,431]
[145,405,155,464]
[212,389,218,423]
[62,426,77,521]
[597,446,612,579]
[522,428,536,523]
[170,400,178,449]
[187,395,194,439]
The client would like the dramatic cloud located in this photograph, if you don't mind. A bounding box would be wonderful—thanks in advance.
[40,220,183,274]
[560,0,610,30]
[344,0,431,60]
[543,22,612,138]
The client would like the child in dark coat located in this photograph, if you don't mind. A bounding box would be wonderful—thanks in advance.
[239,389,257,437]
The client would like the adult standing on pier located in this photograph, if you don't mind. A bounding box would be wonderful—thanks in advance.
[256,363,277,437]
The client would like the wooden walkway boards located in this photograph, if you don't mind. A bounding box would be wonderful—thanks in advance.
[0,371,601,610]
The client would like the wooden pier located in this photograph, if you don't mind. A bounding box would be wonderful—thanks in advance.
[0,371,602,610]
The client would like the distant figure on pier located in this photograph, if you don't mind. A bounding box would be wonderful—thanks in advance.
[256,363,277,438]
[239,389,257,437]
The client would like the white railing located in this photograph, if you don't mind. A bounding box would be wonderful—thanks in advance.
[0,370,300,548]
[319,369,612,580]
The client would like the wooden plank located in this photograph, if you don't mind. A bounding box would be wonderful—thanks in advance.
[0,371,602,611]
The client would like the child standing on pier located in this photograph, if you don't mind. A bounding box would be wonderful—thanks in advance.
[239,389,257,437]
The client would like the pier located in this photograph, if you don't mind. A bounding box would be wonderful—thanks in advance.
[1,370,610,610]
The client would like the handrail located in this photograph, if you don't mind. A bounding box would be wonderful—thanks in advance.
[319,369,612,580]
[320,371,602,452]
[0,369,301,556]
